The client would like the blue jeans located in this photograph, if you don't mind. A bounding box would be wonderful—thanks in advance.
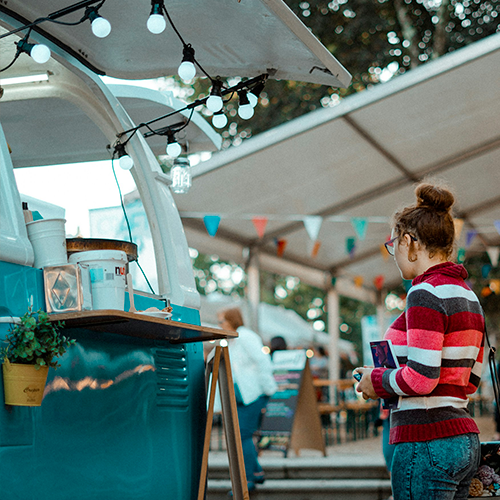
[391,433,480,500]
[236,394,269,485]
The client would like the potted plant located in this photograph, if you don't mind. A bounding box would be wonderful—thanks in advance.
[1,308,76,406]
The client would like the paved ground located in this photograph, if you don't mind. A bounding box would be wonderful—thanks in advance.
[209,414,497,467]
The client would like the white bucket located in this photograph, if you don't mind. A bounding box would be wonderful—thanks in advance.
[69,250,127,310]
[26,218,67,269]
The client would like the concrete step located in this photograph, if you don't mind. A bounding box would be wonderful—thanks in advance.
[206,478,392,500]
[208,454,390,481]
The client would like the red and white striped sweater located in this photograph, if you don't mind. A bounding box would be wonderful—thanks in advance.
[371,262,485,444]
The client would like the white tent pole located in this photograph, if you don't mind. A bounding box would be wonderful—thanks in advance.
[327,286,340,386]
[247,250,260,333]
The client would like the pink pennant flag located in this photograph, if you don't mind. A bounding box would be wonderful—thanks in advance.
[252,216,268,239]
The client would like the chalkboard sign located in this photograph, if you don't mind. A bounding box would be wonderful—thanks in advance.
[258,350,325,456]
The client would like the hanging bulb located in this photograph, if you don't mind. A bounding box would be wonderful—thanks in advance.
[247,93,258,108]
[237,91,254,120]
[248,81,265,108]
[178,45,196,82]
[206,80,224,113]
[86,7,112,38]
[166,132,182,158]
[170,157,192,194]
[17,40,51,64]
[212,111,227,129]
[114,143,134,170]
[147,14,166,34]
[147,1,166,34]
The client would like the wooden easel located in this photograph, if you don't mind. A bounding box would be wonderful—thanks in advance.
[197,346,249,500]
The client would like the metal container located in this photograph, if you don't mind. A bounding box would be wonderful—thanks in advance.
[43,263,92,313]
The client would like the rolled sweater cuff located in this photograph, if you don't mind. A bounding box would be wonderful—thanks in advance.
[371,368,393,399]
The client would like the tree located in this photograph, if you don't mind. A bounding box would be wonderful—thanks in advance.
[176,0,500,147]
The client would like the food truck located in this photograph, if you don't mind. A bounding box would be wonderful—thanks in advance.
[0,1,351,498]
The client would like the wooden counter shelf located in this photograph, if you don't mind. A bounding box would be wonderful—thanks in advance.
[48,310,238,344]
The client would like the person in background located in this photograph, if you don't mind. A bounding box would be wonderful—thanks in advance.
[218,307,278,492]
[354,182,485,500]
[269,335,288,359]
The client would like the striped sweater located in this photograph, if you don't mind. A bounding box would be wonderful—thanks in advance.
[371,262,485,445]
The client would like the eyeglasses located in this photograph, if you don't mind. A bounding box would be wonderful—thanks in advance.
[384,234,417,256]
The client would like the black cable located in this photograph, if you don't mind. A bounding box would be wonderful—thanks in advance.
[0,50,21,72]
[0,0,103,40]
[160,4,216,83]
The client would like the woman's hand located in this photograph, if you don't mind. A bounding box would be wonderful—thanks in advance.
[353,367,378,400]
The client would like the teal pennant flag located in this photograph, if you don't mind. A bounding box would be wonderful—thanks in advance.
[203,215,221,237]
[346,236,356,256]
[351,217,368,241]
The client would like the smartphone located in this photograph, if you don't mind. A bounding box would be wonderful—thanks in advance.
[353,373,362,382]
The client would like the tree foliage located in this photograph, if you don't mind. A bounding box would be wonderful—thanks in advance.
[178,0,500,147]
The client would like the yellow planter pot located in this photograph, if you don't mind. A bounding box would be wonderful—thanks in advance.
[2,362,49,406]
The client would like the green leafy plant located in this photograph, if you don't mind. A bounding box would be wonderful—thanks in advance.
[1,308,76,370]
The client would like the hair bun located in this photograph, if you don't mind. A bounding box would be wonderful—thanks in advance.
[415,183,454,212]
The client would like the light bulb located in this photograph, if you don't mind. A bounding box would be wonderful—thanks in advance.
[91,16,111,38]
[206,95,223,113]
[166,141,182,158]
[147,13,166,34]
[238,103,254,120]
[248,92,258,108]
[212,113,227,128]
[30,44,51,64]
[118,155,134,170]
[178,61,196,82]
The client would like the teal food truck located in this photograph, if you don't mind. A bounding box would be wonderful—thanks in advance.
[0,1,350,498]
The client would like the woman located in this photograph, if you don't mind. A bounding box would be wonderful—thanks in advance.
[218,307,278,492]
[355,182,484,500]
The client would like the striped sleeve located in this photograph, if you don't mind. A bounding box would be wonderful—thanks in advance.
[373,283,446,397]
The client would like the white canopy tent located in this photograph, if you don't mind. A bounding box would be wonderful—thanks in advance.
[176,32,500,297]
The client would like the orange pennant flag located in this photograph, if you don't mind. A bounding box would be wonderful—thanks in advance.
[311,240,321,258]
[380,243,390,261]
[276,239,287,257]
[252,216,268,239]
[354,276,364,288]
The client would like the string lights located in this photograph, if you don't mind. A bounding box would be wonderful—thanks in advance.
[0,0,269,192]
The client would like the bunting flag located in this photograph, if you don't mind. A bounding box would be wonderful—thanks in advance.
[351,217,368,240]
[203,215,221,237]
[465,230,477,248]
[495,220,500,236]
[380,243,390,261]
[373,275,385,291]
[453,219,464,240]
[482,286,493,297]
[303,216,323,241]
[251,216,268,239]
[346,237,356,256]
[457,248,466,264]
[482,263,492,279]
[276,239,287,257]
[490,279,500,294]
[307,239,321,258]
[354,276,364,288]
[487,247,500,267]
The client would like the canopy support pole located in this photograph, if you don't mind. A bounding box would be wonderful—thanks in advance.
[247,249,260,332]
[327,286,340,391]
